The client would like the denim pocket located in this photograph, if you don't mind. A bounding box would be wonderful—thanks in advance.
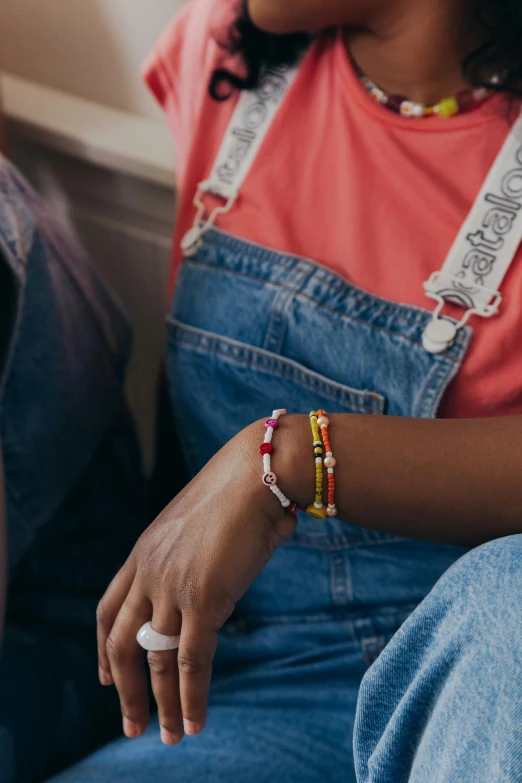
[167,318,385,475]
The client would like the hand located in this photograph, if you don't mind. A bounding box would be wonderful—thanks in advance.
[96,419,298,745]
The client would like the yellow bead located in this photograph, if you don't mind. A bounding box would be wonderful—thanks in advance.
[306,503,327,520]
[436,97,459,117]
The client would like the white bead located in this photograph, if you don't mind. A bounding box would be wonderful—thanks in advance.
[326,452,333,458]
[263,455,271,471]
[315,457,322,464]
[317,416,329,428]
[400,100,417,116]
[326,506,338,518]
[324,456,337,469]
[327,468,334,474]
[282,498,291,508]
[314,502,323,510]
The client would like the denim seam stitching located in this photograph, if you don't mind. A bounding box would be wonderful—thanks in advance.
[262,263,310,355]
[197,226,467,329]
[283,533,409,549]
[168,319,385,412]
[184,259,465,363]
[202,227,433,319]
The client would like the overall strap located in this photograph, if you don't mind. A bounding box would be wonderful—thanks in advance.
[423,110,522,352]
[182,63,522,355]
[181,65,300,256]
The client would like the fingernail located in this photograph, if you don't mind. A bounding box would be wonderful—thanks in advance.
[123,718,141,738]
[160,727,181,746]
[183,719,201,736]
[99,667,113,686]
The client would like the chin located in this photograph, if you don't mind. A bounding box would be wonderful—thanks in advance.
[247,1,302,35]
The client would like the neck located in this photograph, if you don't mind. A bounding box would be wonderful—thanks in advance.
[345,1,480,104]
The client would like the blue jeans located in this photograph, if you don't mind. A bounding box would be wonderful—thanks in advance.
[49,227,521,781]
[355,535,522,783]
[50,535,522,783]
[0,155,146,782]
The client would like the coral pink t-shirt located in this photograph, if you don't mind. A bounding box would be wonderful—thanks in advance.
[144,0,522,419]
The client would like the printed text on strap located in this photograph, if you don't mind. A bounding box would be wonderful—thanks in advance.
[423,109,522,352]
[181,65,299,257]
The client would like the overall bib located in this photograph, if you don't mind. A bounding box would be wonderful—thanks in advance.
[168,227,469,781]
[52,224,472,783]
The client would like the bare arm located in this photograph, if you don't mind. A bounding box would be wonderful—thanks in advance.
[98,411,522,741]
[280,413,522,547]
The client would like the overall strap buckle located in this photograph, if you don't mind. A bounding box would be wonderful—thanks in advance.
[422,273,502,354]
[181,181,238,257]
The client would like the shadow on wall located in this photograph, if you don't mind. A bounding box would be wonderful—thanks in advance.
[0,0,185,119]
[1,0,184,473]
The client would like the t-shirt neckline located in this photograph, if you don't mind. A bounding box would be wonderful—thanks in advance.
[332,27,510,133]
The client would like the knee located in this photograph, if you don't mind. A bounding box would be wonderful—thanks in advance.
[355,537,522,783]
[432,534,522,639]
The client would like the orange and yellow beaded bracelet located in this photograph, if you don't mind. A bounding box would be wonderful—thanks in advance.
[317,409,338,518]
[306,411,327,520]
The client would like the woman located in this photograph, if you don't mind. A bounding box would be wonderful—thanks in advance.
[53,0,522,780]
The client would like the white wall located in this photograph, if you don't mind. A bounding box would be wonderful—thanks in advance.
[0,0,188,119]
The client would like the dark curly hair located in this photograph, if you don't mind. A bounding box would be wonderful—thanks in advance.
[209,0,522,100]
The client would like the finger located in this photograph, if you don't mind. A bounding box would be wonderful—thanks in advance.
[148,606,183,745]
[97,559,136,686]
[178,615,218,736]
[106,585,151,738]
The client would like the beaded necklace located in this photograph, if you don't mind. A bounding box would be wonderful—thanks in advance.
[354,60,493,118]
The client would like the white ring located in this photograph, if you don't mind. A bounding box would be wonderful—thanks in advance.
[136,622,180,652]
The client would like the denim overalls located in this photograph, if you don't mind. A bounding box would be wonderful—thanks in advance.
[169,226,472,778]
[0,155,145,783]
[50,71,522,783]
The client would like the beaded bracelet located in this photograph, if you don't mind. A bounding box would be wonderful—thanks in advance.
[306,411,327,520]
[260,410,300,516]
[317,409,338,518]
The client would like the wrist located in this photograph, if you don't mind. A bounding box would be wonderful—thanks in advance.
[276,414,316,512]
[246,412,337,524]
[244,414,310,525]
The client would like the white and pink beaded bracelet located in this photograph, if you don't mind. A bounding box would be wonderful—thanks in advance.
[260,409,301,517]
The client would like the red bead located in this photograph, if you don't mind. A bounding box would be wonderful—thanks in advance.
[386,94,404,114]
[259,443,274,456]
[288,503,301,516]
